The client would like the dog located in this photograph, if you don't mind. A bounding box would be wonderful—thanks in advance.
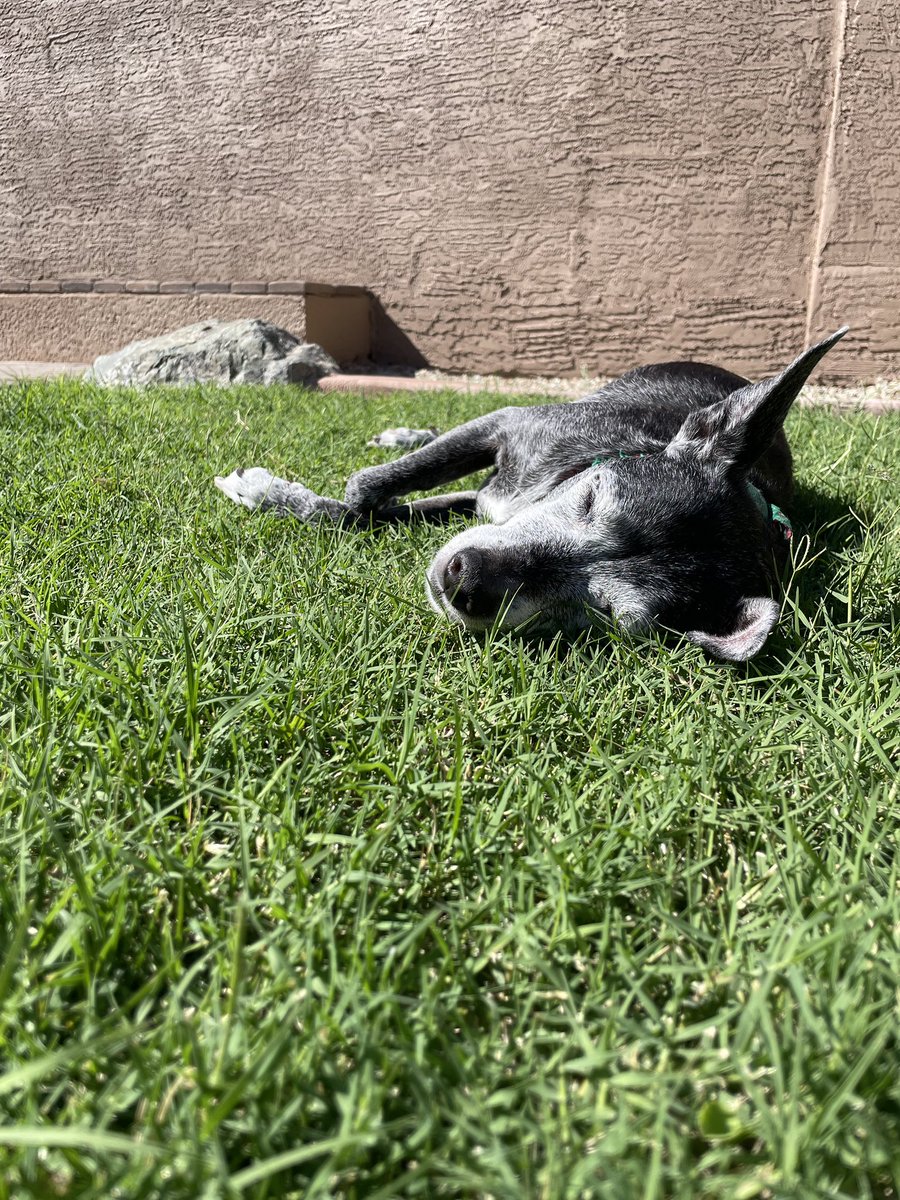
[215,327,847,661]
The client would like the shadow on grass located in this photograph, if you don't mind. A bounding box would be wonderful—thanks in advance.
[790,480,868,542]
[788,480,882,609]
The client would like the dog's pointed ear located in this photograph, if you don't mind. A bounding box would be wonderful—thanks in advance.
[668,327,849,468]
[686,596,780,661]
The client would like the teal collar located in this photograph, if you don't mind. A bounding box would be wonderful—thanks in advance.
[747,482,792,542]
[591,451,648,464]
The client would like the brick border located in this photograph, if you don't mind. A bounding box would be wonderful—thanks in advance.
[0,279,366,297]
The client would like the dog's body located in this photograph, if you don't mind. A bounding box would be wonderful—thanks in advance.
[215,328,847,660]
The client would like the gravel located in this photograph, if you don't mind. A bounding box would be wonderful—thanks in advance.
[413,368,900,411]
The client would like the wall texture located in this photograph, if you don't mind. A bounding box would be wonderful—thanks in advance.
[0,0,898,380]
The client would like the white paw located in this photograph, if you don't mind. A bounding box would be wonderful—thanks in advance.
[215,468,345,522]
[214,467,278,509]
[367,426,439,449]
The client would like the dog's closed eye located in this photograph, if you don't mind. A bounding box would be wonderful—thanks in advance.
[579,476,617,522]
[579,491,597,520]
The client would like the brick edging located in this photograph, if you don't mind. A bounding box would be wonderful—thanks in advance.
[0,279,364,297]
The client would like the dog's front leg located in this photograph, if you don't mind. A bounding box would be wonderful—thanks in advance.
[378,492,480,523]
[344,410,507,513]
[214,469,478,528]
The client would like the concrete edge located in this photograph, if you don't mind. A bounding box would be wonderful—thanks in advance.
[2,363,900,412]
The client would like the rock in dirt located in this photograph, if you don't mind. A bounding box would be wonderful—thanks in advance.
[84,318,338,387]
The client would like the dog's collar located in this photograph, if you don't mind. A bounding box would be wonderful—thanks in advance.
[591,451,648,464]
[747,482,792,542]
[590,454,792,542]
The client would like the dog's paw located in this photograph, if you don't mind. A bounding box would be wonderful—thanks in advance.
[367,426,439,449]
[344,465,396,512]
[215,468,347,523]
[214,467,278,510]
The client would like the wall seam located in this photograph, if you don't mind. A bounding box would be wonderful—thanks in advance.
[804,0,848,346]
[0,280,366,296]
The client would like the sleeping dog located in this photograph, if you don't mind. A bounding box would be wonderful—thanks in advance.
[215,327,847,661]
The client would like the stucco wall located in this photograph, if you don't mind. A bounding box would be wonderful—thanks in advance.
[1,0,898,380]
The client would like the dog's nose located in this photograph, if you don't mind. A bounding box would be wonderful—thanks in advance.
[442,549,482,611]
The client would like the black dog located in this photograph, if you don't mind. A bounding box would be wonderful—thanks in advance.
[215,327,847,660]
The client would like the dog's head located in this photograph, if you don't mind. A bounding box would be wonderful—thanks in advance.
[426,329,847,660]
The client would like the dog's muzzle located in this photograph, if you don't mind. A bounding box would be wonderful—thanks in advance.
[426,543,536,631]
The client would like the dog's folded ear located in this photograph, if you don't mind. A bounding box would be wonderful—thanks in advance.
[668,327,848,469]
[686,596,780,661]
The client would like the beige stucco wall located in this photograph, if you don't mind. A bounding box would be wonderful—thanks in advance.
[1,0,898,380]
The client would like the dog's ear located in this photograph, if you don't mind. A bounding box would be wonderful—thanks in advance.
[686,596,780,661]
[668,327,848,469]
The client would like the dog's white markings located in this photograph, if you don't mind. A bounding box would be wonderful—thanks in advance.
[214,468,341,522]
[476,490,522,523]
[214,467,277,509]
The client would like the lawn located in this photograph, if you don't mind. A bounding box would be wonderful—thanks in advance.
[0,378,898,1200]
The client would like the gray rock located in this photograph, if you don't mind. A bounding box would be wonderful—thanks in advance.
[263,342,340,387]
[84,318,338,387]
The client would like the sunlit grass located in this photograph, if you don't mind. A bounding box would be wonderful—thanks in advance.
[0,378,898,1199]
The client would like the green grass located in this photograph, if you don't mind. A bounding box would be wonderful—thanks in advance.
[0,378,898,1200]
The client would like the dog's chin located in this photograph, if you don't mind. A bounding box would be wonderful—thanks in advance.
[424,573,557,634]
[424,574,489,630]
[423,573,455,620]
